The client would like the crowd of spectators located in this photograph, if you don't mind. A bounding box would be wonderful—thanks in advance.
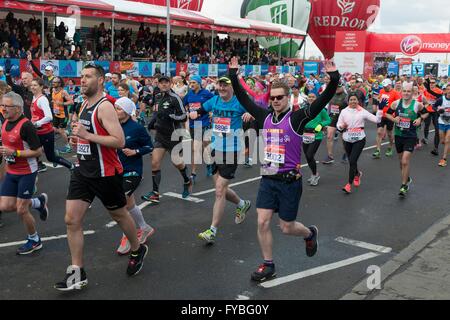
[0,12,290,65]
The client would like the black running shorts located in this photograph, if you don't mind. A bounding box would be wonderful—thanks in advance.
[67,168,127,211]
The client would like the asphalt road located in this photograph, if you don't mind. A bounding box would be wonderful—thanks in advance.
[0,123,448,300]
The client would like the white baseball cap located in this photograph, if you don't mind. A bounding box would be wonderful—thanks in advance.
[115,97,136,116]
[381,79,392,87]
[105,73,112,78]
[45,65,54,71]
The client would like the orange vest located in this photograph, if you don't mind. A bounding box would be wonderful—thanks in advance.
[52,90,65,118]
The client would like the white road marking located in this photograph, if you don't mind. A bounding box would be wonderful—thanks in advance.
[259,252,380,289]
[163,192,205,203]
[236,295,251,300]
[0,231,95,249]
[335,237,392,254]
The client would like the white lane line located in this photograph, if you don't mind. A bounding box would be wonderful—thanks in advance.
[43,162,63,169]
[335,237,392,254]
[259,252,380,289]
[163,192,205,203]
[0,230,95,249]
[363,141,390,151]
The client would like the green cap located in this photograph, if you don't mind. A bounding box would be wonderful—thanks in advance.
[218,76,232,84]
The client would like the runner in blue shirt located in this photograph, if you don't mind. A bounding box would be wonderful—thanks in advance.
[184,75,215,182]
[189,76,252,244]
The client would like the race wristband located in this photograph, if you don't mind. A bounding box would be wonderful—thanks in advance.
[16,150,21,157]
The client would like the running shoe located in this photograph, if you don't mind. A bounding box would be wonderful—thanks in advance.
[372,150,381,159]
[117,235,131,255]
[244,157,253,168]
[141,191,160,204]
[16,237,42,255]
[206,165,214,177]
[310,175,320,186]
[251,264,276,282]
[322,156,334,164]
[198,229,216,244]
[36,193,49,221]
[307,176,313,183]
[37,162,47,173]
[333,133,338,141]
[353,172,363,187]
[138,226,155,244]
[399,185,409,197]
[127,244,148,276]
[54,266,88,291]
[431,149,439,156]
[421,138,428,145]
[58,145,72,154]
[342,183,352,194]
[182,178,193,199]
[305,226,319,257]
[385,148,393,157]
[438,159,447,167]
[235,200,251,224]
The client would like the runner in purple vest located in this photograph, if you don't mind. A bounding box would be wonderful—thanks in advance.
[229,57,340,282]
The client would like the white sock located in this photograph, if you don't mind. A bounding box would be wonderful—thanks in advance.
[238,199,245,208]
[210,226,217,235]
[129,205,148,229]
[31,198,41,209]
[28,232,39,242]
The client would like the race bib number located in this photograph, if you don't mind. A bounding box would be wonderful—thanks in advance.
[376,110,383,123]
[444,108,450,117]
[189,102,202,112]
[213,118,231,134]
[264,145,286,164]
[330,105,340,115]
[77,139,91,156]
[302,133,316,144]
[344,128,365,142]
[4,155,15,164]
[398,117,411,129]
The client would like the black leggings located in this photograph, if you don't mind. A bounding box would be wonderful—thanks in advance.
[344,138,366,184]
[424,113,439,149]
[38,132,73,169]
[303,140,322,175]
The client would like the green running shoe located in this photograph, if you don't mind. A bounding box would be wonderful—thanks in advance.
[385,148,393,157]
[235,200,251,224]
[372,149,381,159]
[198,229,216,244]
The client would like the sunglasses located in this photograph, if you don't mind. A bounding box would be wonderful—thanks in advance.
[269,95,286,101]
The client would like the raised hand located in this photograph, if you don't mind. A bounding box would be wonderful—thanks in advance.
[229,56,239,70]
[324,59,337,73]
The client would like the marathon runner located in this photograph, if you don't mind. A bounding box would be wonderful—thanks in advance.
[0,92,49,254]
[302,93,331,186]
[373,79,401,159]
[424,77,443,155]
[51,77,73,154]
[30,78,74,172]
[433,84,450,167]
[189,75,252,245]
[54,64,148,291]
[184,75,215,182]
[141,75,192,203]
[5,69,33,120]
[114,97,155,255]
[229,57,339,281]
[105,72,122,100]
[323,80,348,164]
[337,93,378,194]
[385,83,428,197]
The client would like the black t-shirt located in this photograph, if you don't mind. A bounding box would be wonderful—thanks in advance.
[4,115,42,150]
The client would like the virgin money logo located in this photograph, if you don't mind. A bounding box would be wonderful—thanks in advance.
[400,35,422,56]
[337,0,356,15]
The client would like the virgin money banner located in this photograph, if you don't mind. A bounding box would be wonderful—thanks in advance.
[366,33,450,55]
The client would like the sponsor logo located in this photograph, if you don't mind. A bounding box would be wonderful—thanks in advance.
[270,4,288,25]
[400,35,422,56]
[337,0,356,15]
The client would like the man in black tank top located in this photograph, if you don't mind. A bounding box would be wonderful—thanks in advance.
[54,65,148,292]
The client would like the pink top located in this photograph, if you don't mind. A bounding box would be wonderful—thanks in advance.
[337,106,378,131]
[239,77,270,108]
